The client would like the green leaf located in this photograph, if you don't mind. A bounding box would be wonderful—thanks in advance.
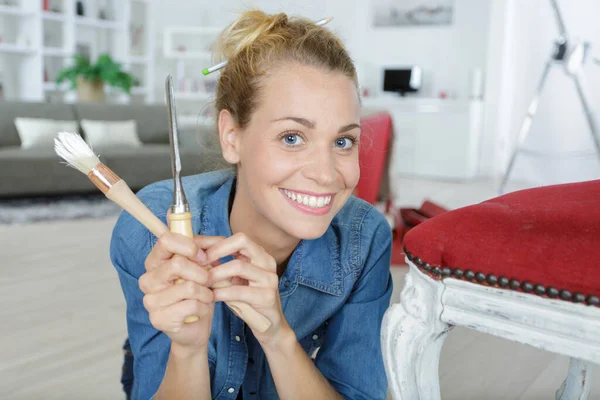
[55,52,139,94]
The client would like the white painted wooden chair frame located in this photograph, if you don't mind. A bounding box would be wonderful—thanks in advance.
[382,261,600,400]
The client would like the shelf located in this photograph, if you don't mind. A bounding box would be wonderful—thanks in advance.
[0,5,35,17]
[131,86,147,95]
[43,47,70,57]
[43,82,70,91]
[75,16,120,30]
[129,55,149,64]
[173,91,214,101]
[165,50,212,60]
[0,43,36,55]
[42,11,67,22]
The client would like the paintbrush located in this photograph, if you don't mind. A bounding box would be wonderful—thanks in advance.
[54,132,271,332]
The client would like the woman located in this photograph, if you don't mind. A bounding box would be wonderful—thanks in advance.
[111,9,393,400]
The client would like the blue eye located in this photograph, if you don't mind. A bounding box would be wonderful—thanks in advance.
[335,137,354,150]
[282,134,304,146]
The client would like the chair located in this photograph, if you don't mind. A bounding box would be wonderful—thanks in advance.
[381,179,600,399]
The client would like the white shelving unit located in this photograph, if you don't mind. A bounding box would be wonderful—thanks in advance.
[163,25,220,126]
[0,0,156,103]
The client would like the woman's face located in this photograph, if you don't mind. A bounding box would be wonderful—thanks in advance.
[231,63,361,240]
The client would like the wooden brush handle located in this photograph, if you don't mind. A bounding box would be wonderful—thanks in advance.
[105,181,271,332]
[106,180,168,238]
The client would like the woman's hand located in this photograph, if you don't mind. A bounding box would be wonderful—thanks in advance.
[200,233,294,348]
[139,232,215,351]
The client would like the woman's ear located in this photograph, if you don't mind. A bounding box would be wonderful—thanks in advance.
[218,109,241,164]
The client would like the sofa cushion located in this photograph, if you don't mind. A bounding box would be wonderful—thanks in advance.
[403,179,600,306]
[0,102,77,148]
[73,103,170,145]
[14,117,79,149]
[81,119,142,148]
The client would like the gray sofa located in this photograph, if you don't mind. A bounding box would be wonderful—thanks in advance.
[0,101,224,198]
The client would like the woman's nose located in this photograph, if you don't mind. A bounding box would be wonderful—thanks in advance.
[302,147,337,186]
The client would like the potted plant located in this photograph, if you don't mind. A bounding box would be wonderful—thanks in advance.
[56,53,139,102]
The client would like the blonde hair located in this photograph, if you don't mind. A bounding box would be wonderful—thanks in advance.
[213,10,358,129]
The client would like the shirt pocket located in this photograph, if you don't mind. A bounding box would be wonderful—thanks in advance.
[299,323,327,360]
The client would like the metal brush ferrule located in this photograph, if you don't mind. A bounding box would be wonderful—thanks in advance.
[88,164,119,194]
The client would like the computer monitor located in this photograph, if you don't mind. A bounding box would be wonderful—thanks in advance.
[383,67,422,95]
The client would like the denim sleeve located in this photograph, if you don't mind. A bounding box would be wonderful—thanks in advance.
[315,208,393,400]
[110,208,173,400]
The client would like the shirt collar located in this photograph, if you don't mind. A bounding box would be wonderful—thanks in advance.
[200,174,344,297]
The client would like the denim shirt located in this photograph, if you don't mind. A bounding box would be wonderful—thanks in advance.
[110,169,393,400]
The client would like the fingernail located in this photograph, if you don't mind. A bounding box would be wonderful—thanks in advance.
[196,250,206,263]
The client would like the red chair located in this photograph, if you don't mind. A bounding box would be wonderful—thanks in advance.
[356,112,393,205]
[382,179,600,399]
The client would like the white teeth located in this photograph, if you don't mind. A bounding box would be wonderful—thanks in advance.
[283,189,333,209]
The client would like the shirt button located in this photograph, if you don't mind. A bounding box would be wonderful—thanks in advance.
[235,335,241,342]
[228,388,235,393]
[312,334,319,340]
[284,280,290,287]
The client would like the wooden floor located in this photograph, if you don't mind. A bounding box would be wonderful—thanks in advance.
[0,177,598,399]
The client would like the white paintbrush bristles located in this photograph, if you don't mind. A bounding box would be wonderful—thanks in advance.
[54,131,101,174]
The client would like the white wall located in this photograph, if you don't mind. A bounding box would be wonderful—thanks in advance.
[151,0,491,101]
[488,0,600,185]
[352,0,492,100]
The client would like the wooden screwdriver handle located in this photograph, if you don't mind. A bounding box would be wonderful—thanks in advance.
[167,212,272,332]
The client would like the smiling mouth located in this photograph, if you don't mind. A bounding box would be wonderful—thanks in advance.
[281,189,333,209]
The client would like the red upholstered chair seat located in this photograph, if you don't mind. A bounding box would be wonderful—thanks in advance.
[403,179,600,306]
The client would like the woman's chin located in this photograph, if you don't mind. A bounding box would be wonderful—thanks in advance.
[281,220,331,241]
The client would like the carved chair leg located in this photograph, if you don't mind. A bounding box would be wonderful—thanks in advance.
[382,264,451,400]
[556,357,593,400]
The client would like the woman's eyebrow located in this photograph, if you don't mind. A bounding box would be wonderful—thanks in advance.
[272,117,361,133]
[338,123,361,133]
[272,116,315,129]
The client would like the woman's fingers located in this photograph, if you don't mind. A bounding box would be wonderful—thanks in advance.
[143,280,214,311]
[145,232,206,272]
[207,259,278,288]
[139,254,209,294]
[149,299,213,329]
[213,285,279,308]
[204,233,277,272]
[193,235,227,250]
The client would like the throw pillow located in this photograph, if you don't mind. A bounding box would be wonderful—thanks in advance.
[81,119,143,149]
[14,117,79,149]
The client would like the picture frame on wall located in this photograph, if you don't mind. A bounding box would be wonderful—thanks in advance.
[372,0,454,27]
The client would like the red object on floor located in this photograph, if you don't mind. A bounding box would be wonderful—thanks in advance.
[404,179,600,305]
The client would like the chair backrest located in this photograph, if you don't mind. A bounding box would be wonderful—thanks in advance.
[356,112,393,205]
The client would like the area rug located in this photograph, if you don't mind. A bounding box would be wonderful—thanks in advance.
[0,194,122,225]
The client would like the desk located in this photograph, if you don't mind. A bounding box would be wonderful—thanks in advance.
[362,97,483,180]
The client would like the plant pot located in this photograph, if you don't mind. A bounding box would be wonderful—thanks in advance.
[76,76,105,102]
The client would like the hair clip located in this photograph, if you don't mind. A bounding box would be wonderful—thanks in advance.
[202,17,333,75]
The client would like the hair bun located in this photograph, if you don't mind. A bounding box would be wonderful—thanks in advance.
[215,10,288,62]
